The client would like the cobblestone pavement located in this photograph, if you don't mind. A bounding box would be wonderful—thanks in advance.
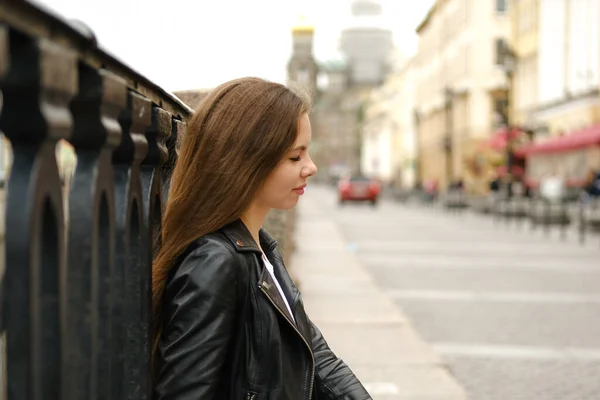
[310,185,600,400]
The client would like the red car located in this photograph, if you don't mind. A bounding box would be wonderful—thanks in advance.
[338,176,381,206]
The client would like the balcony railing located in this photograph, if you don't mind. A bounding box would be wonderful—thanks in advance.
[0,1,192,398]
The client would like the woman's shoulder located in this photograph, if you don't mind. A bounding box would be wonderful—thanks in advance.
[168,232,239,283]
[192,230,237,253]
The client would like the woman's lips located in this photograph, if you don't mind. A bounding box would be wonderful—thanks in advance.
[293,184,306,195]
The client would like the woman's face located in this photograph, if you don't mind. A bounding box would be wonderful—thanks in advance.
[254,113,318,210]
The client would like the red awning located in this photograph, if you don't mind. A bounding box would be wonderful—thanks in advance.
[516,124,600,156]
[481,127,522,151]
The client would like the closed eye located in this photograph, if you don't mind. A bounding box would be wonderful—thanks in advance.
[290,156,302,162]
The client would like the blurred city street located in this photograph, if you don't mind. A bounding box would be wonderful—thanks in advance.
[293,185,600,400]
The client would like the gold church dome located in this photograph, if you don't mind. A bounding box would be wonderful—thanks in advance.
[292,15,314,34]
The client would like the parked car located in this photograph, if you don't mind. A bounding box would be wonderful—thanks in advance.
[338,176,381,206]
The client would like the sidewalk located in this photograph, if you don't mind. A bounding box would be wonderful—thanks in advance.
[290,190,468,400]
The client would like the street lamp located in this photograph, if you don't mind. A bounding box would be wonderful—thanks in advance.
[444,87,454,189]
[500,42,517,198]
[413,109,421,188]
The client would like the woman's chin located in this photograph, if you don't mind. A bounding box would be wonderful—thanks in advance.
[272,198,299,210]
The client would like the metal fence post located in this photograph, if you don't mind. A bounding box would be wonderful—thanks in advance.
[0,31,77,400]
[65,66,126,400]
[114,90,151,400]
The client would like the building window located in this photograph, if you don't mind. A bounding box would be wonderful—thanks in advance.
[496,0,507,13]
[493,98,508,128]
[494,38,506,65]
[495,98,507,117]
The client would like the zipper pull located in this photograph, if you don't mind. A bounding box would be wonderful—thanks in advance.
[246,391,257,400]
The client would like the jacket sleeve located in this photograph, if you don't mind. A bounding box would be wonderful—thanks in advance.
[154,240,238,400]
[310,318,372,400]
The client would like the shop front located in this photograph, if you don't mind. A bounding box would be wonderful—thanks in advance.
[516,124,600,189]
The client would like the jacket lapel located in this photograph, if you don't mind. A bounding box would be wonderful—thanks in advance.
[265,252,314,347]
[257,265,297,325]
[220,221,313,346]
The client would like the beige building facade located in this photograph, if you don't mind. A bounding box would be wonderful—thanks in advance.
[414,0,511,192]
[533,0,600,136]
[511,0,600,137]
[361,58,418,188]
[509,0,600,185]
[509,0,539,130]
[533,0,600,138]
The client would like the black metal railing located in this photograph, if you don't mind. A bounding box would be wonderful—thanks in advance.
[0,1,192,398]
[425,182,600,247]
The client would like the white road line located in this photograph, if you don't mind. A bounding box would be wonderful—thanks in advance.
[386,289,600,304]
[364,255,599,271]
[433,343,600,361]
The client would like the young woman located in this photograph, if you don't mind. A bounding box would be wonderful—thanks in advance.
[152,77,371,400]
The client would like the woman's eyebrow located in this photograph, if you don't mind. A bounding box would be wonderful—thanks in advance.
[290,145,307,151]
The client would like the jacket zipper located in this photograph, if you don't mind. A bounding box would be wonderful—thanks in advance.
[259,285,315,400]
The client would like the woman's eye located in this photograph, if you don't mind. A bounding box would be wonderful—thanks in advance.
[290,156,302,162]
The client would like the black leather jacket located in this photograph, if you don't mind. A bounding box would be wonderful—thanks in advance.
[154,219,371,400]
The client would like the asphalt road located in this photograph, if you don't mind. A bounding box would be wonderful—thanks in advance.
[314,185,600,400]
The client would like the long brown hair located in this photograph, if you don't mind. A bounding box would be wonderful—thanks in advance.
[152,77,310,356]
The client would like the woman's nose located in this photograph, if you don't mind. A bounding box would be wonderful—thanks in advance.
[303,159,317,177]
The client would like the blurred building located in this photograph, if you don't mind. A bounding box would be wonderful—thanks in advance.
[311,59,362,181]
[511,0,600,186]
[361,57,418,189]
[173,88,212,110]
[509,0,540,134]
[284,10,373,182]
[340,0,393,86]
[286,17,327,176]
[535,0,600,134]
[294,0,394,182]
[414,0,511,192]
[287,16,318,98]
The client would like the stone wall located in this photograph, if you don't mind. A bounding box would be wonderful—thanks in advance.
[263,208,297,271]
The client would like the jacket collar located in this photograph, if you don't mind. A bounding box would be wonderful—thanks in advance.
[221,219,312,340]
[220,218,278,254]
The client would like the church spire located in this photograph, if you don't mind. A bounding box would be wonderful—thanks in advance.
[291,15,314,35]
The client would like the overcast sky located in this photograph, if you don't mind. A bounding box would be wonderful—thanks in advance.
[35,0,434,92]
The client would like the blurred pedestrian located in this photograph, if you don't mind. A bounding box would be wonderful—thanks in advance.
[540,170,565,202]
[152,77,371,400]
[489,173,501,194]
[584,169,600,197]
